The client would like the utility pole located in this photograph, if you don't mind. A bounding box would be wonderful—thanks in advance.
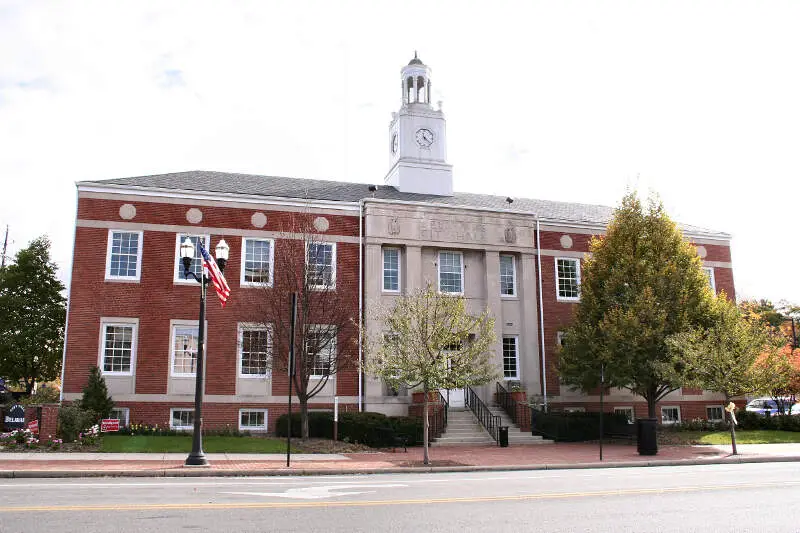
[1,225,8,269]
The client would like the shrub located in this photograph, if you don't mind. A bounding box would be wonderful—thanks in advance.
[531,411,632,442]
[21,385,60,405]
[274,411,423,447]
[58,405,95,442]
[80,366,114,421]
[275,412,335,439]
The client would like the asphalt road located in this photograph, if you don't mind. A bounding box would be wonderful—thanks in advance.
[0,463,798,532]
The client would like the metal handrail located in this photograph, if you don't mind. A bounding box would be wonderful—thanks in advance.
[464,386,501,444]
[438,390,449,429]
[496,382,533,430]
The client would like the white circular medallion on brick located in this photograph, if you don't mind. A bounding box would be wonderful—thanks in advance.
[251,212,267,228]
[313,216,330,232]
[119,204,136,220]
[560,234,573,249]
[186,208,203,224]
[696,245,707,259]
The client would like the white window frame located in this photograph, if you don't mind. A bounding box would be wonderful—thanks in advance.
[240,237,275,288]
[97,317,138,376]
[706,405,724,422]
[499,254,517,297]
[173,233,211,285]
[238,409,268,432]
[170,408,194,430]
[614,406,635,424]
[382,247,401,293]
[170,319,206,378]
[555,257,581,302]
[307,325,337,379]
[305,241,337,290]
[238,323,273,378]
[109,407,130,427]
[703,266,716,293]
[660,406,681,425]
[105,229,143,282]
[437,250,464,295]
[502,335,520,380]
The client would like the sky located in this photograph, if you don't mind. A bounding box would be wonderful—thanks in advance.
[0,1,798,304]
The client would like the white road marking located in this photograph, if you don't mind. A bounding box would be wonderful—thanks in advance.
[222,483,408,500]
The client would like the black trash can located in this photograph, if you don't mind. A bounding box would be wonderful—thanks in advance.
[637,418,658,456]
[498,426,509,447]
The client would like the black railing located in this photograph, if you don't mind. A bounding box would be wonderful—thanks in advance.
[464,386,501,444]
[496,382,532,429]
[427,391,449,442]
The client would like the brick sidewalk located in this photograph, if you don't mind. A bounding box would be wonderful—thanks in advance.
[2,443,798,477]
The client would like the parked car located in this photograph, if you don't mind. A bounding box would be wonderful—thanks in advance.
[791,403,800,416]
[745,398,780,416]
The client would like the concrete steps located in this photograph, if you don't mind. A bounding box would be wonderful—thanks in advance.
[431,407,553,446]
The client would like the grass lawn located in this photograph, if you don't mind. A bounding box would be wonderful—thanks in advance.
[668,430,800,445]
[100,435,295,453]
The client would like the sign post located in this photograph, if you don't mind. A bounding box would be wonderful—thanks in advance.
[725,401,738,455]
[334,396,339,452]
[101,419,120,433]
[3,404,25,432]
[286,292,297,468]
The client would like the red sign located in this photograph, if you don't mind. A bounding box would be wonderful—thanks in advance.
[26,419,39,434]
[101,419,120,432]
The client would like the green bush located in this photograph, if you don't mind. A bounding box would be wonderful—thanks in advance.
[733,411,800,432]
[531,411,632,442]
[81,366,114,421]
[387,416,424,446]
[58,405,95,442]
[274,411,424,447]
[275,412,335,439]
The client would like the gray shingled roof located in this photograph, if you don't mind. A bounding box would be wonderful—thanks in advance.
[80,170,728,238]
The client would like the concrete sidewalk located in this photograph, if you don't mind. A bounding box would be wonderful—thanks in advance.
[1,443,799,478]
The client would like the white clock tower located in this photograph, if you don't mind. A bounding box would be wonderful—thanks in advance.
[384,53,453,196]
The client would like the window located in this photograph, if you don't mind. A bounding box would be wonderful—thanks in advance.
[306,242,336,289]
[703,267,716,293]
[556,331,566,347]
[100,322,137,374]
[564,406,585,413]
[500,255,516,297]
[241,238,274,286]
[556,258,580,301]
[306,326,336,378]
[438,251,464,294]
[502,336,520,379]
[706,406,724,422]
[171,324,199,376]
[109,408,130,427]
[614,407,635,424]
[174,234,210,283]
[105,230,143,281]
[661,406,681,425]
[239,324,272,377]
[239,409,268,432]
[383,248,400,292]
[170,408,194,430]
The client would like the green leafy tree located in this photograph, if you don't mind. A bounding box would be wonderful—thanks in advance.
[367,284,498,465]
[80,366,115,420]
[558,192,715,418]
[666,294,784,453]
[0,236,66,394]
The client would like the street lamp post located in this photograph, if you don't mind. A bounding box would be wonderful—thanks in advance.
[179,237,229,467]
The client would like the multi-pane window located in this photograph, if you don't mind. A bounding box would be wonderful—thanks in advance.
[242,238,273,286]
[438,251,463,294]
[306,326,336,378]
[239,326,272,377]
[172,325,199,376]
[109,408,130,427]
[239,409,267,431]
[106,230,142,280]
[556,258,580,300]
[703,267,716,293]
[706,406,724,422]
[170,409,194,430]
[661,406,681,425]
[502,336,519,379]
[614,407,634,424]
[306,243,336,288]
[500,255,516,296]
[175,234,209,282]
[383,248,400,292]
[102,324,135,374]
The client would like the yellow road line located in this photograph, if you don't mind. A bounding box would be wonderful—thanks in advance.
[2,481,796,513]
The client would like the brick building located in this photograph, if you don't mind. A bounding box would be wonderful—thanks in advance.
[61,55,734,432]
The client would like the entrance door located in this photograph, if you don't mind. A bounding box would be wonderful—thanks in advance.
[447,388,465,408]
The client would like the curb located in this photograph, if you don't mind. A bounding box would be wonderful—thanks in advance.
[1,455,799,479]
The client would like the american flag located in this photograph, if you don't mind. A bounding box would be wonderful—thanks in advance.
[198,240,231,307]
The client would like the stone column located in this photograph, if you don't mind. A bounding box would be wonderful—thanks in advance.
[484,250,504,400]
[412,76,418,103]
[519,253,542,395]
[405,245,422,291]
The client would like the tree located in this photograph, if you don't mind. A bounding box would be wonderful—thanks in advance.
[367,284,497,465]
[80,366,115,420]
[666,294,784,453]
[558,192,715,418]
[0,236,66,394]
[253,215,358,440]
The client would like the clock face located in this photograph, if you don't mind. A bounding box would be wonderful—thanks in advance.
[391,133,398,155]
[415,128,434,148]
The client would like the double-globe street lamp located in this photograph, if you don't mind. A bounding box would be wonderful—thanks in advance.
[179,236,229,466]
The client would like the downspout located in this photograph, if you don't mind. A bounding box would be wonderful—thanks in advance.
[536,216,548,412]
[358,198,364,412]
[59,188,80,403]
